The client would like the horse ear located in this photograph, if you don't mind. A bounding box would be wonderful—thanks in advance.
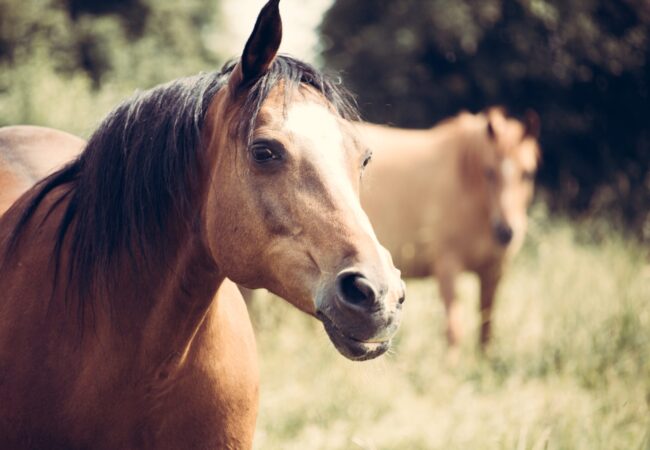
[524,109,541,138]
[228,0,282,93]
[486,118,496,139]
[485,106,506,140]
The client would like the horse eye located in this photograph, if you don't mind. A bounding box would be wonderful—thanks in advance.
[362,154,372,169]
[522,170,535,182]
[251,145,279,164]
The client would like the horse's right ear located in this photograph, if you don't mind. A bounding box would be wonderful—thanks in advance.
[228,0,282,94]
[486,119,496,139]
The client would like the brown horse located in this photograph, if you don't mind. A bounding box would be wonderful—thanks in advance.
[0,1,405,448]
[0,126,84,215]
[358,107,539,350]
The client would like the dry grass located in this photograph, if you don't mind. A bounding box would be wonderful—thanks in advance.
[249,213,650,449]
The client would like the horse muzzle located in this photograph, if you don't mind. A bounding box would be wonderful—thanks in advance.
[316,268,405,361]
[493,221,514,246]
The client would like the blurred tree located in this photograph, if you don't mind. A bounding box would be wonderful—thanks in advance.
[0,0,222,135]
[321,0,650,235]
[0,0,220,88]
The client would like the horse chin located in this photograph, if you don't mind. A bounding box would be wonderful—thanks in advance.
[317,312,391,361]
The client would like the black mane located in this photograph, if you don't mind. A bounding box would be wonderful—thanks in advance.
[4,55,358,304]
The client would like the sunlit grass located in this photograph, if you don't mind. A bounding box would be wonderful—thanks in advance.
[249,213,650,449]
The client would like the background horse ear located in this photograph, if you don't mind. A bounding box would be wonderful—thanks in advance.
[487,118,496,139]
[524,109,541,138]
[228,0,282,93]
[485,106,506,140]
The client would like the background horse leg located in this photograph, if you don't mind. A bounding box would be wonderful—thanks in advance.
[478,264,502,351]
[435,256,463,348]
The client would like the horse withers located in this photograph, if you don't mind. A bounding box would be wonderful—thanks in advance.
[358,107,540,351]
[0,1,405,448]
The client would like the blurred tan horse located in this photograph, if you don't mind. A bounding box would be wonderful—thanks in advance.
[358,107,540,350]
[0,1,405,448]
[0,126,84,215]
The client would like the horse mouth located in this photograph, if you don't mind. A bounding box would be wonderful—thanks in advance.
[317,311,391,361]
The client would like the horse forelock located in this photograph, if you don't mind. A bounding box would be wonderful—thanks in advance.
[4,54,357,310]
[455,109,540,194]
[485,108,540,160]
[229,54,359,144]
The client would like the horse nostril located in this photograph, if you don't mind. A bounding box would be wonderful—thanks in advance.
[398,280,406,305]
[494,223,513,246]
[338,273,377,307]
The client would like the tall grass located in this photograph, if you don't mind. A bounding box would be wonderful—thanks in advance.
[249,212,650,449]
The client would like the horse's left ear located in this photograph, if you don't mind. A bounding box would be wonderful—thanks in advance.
[487,118,496,139]
[524,109,541,138]
[228,0,282,93]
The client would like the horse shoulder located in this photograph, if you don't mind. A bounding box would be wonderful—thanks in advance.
[416,123,493,272]
[150,279,258,449]
[76,282,260,449]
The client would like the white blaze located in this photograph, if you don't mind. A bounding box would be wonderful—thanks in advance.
[283,101,377,239]
[284,102,343,150]
[501,158,516,181]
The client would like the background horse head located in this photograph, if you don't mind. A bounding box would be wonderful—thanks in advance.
[0,0,404,447]
[463,107,541,253]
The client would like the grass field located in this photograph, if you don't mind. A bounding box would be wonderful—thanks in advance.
[248,212,650,449]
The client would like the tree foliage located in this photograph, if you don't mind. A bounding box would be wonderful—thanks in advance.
[321,0,650,234]
[0,0,221,134]
[1,0,220,84]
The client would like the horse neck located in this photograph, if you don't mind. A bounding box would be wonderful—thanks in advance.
[131,229,223,365]
[57,183,223,367]
[131,92,237,357]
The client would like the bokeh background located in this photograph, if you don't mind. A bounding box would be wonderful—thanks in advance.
[1,0,648,448]
[321,0,650,236]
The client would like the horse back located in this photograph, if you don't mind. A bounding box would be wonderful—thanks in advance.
[0,125,85,216]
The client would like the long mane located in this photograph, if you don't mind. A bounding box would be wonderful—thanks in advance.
[4,55,358,305]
